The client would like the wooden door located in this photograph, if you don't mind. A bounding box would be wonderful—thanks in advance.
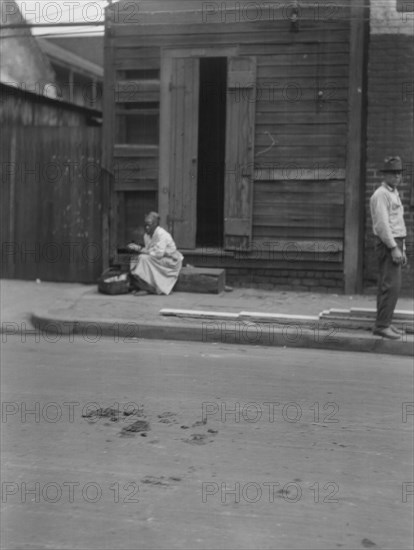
[159,56,199,249]
[223,56,256,250]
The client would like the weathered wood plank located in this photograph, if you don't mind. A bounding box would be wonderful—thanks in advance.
[114,180,158,192]
[158,54,172,227]
[116,0,348,12]
[174,266,226,294]
[113,157,159,190]
[7,126,17,277]
[114,58,160,70]
[116,107,159,115]
[224,57,256,250]
[193,240,343,255]
[114,158,158,177]
[254,145,346,158]
[113,28,351,48]
[255,98,348,111]
[114,144,158,157]
[254,157,346,167]
[183,254,343,268]
[252,226,344,239]
[257,68,349,82]
[254,191,344,205]
[253,213,344,228]
[103,21,115,267]
[110,10,351,28]
[162,46,239,58]
[115,81,160,102]
[240,41,350,56]
[255,126,347,139]
[343,0,368,294]
[255,112,348,125]
[160,308,237,319]
[253,202,343,216]
[168,57,199,248]
[257,53,350,66]
[255,133,346,148]
[116,79,160,91]
[2,126,102,282]
[114,46,160,59]
[254,179,344,191]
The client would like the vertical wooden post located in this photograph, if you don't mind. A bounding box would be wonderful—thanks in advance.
[101,22,115,268]
[69,69,74,103]
[223,56,256,251]
[158,54,172,230]
[344,0,369,294]
[8,127,17,278]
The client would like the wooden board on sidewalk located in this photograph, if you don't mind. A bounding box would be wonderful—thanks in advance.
[174,266,225,294]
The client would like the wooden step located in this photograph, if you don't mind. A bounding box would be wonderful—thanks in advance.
[114,252,226,294]
[174,266,225,294]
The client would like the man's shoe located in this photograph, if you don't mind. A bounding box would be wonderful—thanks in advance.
[373,327,401,340]
[390,324,404,335]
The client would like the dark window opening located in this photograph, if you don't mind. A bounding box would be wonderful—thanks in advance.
[118,69,160,80]
[196,57,227,247]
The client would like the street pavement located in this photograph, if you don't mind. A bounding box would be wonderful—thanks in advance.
[1,279,414,355]
[1,337,413,550]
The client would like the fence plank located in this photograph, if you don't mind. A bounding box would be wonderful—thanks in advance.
[1,126,102,283]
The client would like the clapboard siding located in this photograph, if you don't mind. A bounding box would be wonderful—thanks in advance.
[113,28,351,49]
[254,190,345,205]
[113,146,159,191]
[250,31,349,250]
[255,134,346,147]
[114,47,160,61]
[103,0,354,288]
[108,1,351,26]
[253,226,344,239]
[256,114,347,126]
[115,80,160,102]
[112,22,350,39]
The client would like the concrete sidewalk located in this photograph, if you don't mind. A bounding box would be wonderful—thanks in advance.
[1,279,413,356]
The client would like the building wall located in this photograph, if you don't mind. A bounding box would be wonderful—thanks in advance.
[104,0,355,289]
[38,38,104,110]
[364,0,414,296]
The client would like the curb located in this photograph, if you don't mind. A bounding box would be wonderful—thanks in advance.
[28,312,414,357]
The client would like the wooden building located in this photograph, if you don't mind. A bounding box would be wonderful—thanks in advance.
[102,0,368,292]
[38,37,104,110]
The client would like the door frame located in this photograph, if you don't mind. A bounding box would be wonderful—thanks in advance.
[158,46,239,246]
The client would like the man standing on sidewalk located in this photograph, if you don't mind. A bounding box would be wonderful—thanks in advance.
[370,156,407,340]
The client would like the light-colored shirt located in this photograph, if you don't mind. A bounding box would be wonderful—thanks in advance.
[142,226,183,260]
[370,182,406,249]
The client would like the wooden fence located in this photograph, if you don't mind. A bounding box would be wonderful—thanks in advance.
[1,125,103,282]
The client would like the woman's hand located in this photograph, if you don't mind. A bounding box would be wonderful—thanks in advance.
[127,243,141,253]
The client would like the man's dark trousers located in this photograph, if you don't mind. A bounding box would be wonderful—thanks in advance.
[375,237,403,329]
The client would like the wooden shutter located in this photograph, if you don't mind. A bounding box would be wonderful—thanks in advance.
[168,57,199,249]
[224,56,256,250]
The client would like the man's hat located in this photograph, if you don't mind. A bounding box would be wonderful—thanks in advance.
[381,156,403,172]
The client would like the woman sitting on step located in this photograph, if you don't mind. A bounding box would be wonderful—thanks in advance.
[127,212,183,296]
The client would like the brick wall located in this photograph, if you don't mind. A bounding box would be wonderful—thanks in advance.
[226,269,343,292]
[364,29,414,297]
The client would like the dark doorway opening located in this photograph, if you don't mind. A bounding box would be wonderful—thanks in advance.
[196,57,227,247]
